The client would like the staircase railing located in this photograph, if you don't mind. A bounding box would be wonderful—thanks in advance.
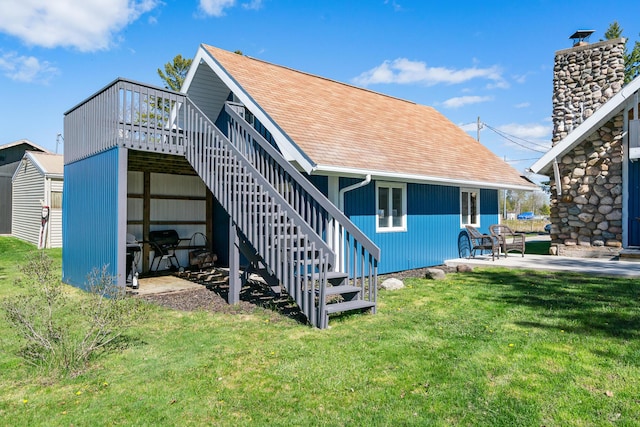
[224,104,380,301]
[183,99,342,326]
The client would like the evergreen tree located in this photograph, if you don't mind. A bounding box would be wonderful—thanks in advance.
[604,22,640,84]
[157,54,193,91]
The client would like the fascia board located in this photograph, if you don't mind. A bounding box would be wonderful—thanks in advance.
[531,76,640,174]
[187,45,316,174]
[315,164,537,191]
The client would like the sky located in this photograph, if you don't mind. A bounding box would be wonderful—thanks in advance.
[1,0,640,181]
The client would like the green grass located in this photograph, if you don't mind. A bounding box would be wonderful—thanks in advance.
[525,239,551,255]
[1,236,639,426]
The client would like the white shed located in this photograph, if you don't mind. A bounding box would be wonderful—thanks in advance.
[12,151,64,248]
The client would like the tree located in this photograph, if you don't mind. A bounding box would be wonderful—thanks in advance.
[157,54,193,91]
[604,21,623,39]
[604,22,640,84]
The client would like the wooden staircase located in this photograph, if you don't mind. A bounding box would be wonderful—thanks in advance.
[182,99,379,328]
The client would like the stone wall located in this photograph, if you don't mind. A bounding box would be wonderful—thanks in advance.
[550,38,626,257]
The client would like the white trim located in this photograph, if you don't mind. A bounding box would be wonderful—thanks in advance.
[375,181,407,233]
[183,46,315,174]
[327,176,339,207]
[460,188,481,228]
[315,164,536,191]
[531,76,640,175]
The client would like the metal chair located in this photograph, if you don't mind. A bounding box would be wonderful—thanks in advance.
[149,229,181,271]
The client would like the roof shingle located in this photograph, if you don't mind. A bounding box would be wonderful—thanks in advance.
[204,45,534,189]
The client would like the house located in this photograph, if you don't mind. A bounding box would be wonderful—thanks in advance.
[0,140,50,234]
[62,44,535,328]
[11,151,64,248]
[530,36,640,256]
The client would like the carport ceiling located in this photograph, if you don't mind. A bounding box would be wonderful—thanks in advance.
[128,150,197,176]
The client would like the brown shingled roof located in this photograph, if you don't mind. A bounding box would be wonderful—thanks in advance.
[203,44,534,188]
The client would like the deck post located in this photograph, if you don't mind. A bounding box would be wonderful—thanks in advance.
[228,217,240,304]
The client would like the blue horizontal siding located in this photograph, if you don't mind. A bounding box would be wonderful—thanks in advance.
[62,148,120,290]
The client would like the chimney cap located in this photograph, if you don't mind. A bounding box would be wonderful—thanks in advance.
[569,29,595,45]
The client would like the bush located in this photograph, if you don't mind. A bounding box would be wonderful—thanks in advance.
[2,251,146,376]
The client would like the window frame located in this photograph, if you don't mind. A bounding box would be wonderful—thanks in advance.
[460,188,480,227]
[375,181,407,233]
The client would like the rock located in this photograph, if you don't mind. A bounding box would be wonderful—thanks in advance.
[456,264,474,273]
[425,268,446,280]
[380,278,405,291]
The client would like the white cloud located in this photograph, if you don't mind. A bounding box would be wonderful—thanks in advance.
[514,102,531,109]
[199,0,262,16]
[498,123,551,140]
[384,0,403,12]
[199,0,236,16]
[352,58,507,88]
[442,95,493,109]
[0,0,160,52]
[242,0,263,11]
[0,52,59,83]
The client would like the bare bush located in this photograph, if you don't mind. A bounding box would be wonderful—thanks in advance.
[2,251,147,376]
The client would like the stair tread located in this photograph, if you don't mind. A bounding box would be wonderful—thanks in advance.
[324,271,349,280]
[324,285,362,296]
[325,299,375,314]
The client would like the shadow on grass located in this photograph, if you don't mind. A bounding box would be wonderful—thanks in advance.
[184,269,309,324]
[524,240,550,255]
[469,269,640,340]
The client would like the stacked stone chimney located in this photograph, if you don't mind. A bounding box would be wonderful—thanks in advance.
[550,37,626,256]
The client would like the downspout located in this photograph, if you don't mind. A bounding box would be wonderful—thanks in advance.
[335,174,371,272]
[552,158,562,199]
[339,174,372,212]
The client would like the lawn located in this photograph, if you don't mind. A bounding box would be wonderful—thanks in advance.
[1,236,639,426]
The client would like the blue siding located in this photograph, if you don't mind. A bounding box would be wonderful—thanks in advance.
[62,148,120,290]
[343,179,500,274]
[479,188,500,234]
[305,174,328,197]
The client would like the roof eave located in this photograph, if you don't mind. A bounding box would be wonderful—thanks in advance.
[315,164,538,191]
[530,76,640,174]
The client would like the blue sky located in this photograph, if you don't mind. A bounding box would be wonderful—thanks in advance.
[1,0,639,178]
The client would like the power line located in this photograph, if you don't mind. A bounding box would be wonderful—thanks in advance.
[482,123,549,153]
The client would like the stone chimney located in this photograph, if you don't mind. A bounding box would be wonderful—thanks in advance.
[549,34,627,256]
[552,37,626,145]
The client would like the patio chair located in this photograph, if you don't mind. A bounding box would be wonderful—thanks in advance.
[490,224,525,257]
[149,229,182,271]
[464,225,499,261]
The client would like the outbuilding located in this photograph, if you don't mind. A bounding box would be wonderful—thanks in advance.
[12,151,64,248]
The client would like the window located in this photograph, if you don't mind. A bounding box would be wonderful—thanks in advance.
[50,191,63,209]
[460,188,479,226]
[376,182,406,232]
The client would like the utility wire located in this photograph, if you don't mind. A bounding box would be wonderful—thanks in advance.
[482,123,549,153]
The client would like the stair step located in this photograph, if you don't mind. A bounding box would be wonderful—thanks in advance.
[324,285,361,296]
[325,299,376,315]
[324,271,349,281]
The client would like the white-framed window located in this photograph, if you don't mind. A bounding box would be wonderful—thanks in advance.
[50,191,63,209]
[460,188,480,227]
[376,182,406,232]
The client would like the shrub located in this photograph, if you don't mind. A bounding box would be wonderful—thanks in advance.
[2,251,146,376]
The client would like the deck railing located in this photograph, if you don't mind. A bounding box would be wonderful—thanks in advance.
[64,79,187,164]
